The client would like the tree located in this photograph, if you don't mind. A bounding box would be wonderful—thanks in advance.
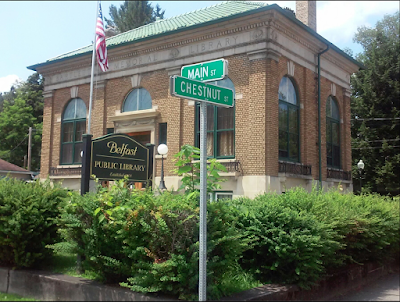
[16,73,44,123]
[105,1,165,34]
[0,73,43,171]
[350,11,400,196]
[0,85,18,112]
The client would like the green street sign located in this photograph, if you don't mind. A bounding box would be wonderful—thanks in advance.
[181,59,228,82]
[170,75,234,108]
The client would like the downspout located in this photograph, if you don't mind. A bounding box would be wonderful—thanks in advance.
[317,44,330,191]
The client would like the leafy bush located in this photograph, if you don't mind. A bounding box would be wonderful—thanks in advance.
[0,178,68,268]
[55,181,249,300]
[52,177,400,297]
[308,190,400,266]
[232,187,400,288]
[172,144,227,193]
[232,192,340,288]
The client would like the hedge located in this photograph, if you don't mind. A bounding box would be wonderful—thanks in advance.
[0,178,68,268]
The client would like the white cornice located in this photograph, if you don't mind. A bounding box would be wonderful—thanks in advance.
[109,108,159,122]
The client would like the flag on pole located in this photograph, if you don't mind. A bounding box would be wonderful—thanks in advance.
[96,1,108,72]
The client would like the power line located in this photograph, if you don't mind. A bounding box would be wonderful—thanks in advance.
[352,138,400,143]
[352,146,400,150]
[0,135,29,159]
[351,117,400,121]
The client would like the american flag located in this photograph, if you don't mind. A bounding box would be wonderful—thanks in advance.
[96,1,108,72]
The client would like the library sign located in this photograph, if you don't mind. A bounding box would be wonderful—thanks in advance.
[90,134,149,182]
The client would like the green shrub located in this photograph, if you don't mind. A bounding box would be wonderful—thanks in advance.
[310,190,400,266]
[53,180,400,297]
[232,187,400,289]
[121,192,250,300]
[55,181,249,300]
[0,178,68,268]
[281,188,400,267]
[172,144,227,193]
[50,181,134,283]
[232,191,340,289]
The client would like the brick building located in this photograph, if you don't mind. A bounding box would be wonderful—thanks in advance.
[28,1,363,198]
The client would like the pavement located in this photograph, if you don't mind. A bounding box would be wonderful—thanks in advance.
[329,272,400,301]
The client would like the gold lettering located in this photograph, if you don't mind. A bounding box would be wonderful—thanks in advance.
[107,141,137,157]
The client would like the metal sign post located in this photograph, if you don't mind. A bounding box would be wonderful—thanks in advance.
[199,101,207,301]
[171,61,233,301]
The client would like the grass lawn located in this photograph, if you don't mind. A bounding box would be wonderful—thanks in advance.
[39,251,98,280]
[0,292,37,301]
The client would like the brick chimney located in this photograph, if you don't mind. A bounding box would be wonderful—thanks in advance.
[296,1,317,32]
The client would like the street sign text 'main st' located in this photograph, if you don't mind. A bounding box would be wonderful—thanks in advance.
[181,59,228,82]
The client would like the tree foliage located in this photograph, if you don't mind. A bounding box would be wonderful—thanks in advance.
[105,1,165,34]
[0,73,43,171]
[350,11,400,195]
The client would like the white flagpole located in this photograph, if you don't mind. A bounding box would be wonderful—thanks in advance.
[87,0,99,135]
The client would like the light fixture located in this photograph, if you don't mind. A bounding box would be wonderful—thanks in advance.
[357,159,364,193]
[157,144,168,190]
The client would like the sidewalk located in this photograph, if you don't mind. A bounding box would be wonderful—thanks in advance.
[329,272,400,301]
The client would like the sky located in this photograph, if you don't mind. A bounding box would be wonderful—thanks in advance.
[0,1,398,93]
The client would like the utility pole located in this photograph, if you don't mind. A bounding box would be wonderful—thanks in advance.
[27,127,32,171]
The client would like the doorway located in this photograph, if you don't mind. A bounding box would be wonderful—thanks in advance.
[125,131,151,189]
[125,131,151,145]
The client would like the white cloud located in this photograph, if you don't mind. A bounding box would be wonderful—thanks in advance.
[0,75,22,94]
[253,1,398,49]
[317,1,399,45]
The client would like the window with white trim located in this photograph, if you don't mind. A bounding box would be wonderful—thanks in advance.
[208,191,233,202]
[122,88,152,112]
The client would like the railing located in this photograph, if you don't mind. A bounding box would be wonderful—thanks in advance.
[50,167,81,176]
[185,160,241,173]
[278,161,312,176]
[327,168,352,181]
[220,161,242,173]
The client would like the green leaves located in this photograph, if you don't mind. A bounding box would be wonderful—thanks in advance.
[232,187,399,289]
[351,11,400,195]
[105,1,165,34]
[0,73,43,171]
[0,178,68,268]
[36,180,399,298]
[172,144,227,193]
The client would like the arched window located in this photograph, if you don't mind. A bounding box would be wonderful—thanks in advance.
[122,88,152,112]
[195,78,235,158]
[326,96,340,168]
[61,98,86,164]
[278,76,299,162]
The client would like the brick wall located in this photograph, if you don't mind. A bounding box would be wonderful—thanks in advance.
[39,96,54,177]
[43,53,352,184]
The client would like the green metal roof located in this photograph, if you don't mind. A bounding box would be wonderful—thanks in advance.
[29,1,268,68]
[28,1,364,70]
